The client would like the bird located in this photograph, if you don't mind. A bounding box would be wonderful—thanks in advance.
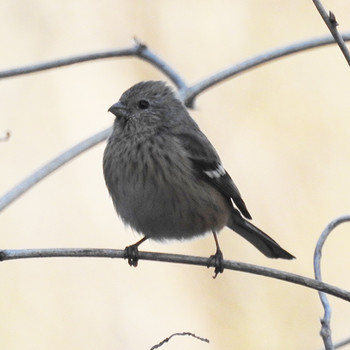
[103,80,294,277]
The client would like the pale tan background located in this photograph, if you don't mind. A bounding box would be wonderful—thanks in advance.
[1,1,350,349]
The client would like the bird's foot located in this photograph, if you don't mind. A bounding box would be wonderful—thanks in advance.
[123,236,148,267]
[207,249,224,279]
[124,243,140,267]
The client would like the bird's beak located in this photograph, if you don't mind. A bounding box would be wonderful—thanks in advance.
[108,101,127,117]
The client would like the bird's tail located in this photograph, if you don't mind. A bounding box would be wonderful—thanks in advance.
[227,208,295,259]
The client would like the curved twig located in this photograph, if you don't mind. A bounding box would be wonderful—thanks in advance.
[0,128,111,212]
[133,38,188,90]
[314,215,350,350]
[150,332,209,350]
[0,247,350,303]
[182,32,350,107]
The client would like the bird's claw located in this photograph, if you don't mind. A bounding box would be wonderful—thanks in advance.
[207,249,224,278]
[124,244,139,267]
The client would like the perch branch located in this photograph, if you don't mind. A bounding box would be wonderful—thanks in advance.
[1,247,350,303]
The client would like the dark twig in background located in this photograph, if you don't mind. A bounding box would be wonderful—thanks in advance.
[311,0,350,66]
[150,332,209,350]
[314,215,350,350]
[1,248,350,303]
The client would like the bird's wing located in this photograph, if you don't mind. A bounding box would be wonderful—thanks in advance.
[175,131,252,220]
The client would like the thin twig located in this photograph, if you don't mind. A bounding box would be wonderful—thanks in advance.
[182,32,350,107]
[314,215,350,350]
[0,128,111,212]
[0,248,350,302]
[150,332,209,350]
[318,336,350,350]
[0,39,187,90]
[333,336,350,350]
[1,34,349,107]
[132,38,188,90]
[0,47,135,78]
[311,0,350,66]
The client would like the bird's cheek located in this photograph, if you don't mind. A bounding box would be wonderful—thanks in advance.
[117,110,131,119]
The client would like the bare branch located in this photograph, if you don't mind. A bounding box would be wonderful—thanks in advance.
[150,332,209,350]
[0,39,187,90]
[0,128,111,212]
[1,247,350,302]
[314,215,350,350]
[132,38,188,90]
[0,47,135,78]
[333,337,350,350]
[311,1,350,66]
[182,32,350,107]
[1,34,349,108]
[318,336,350,350]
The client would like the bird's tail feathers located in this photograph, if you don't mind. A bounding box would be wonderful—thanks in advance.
[227,208,295,260]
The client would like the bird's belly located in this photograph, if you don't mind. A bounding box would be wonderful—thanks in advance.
[114,177,230,240]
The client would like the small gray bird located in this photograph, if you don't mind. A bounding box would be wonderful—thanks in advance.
[103,81,294,277]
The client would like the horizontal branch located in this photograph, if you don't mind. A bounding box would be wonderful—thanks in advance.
[1,248,350,303]
[0,39,187,90]
[1,34,349,108]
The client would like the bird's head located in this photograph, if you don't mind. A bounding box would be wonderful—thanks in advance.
[108,81,186,131]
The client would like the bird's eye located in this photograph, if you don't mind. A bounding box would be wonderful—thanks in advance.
[137,100,150,109]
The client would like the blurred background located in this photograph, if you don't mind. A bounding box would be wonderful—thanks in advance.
[1,1,350,349]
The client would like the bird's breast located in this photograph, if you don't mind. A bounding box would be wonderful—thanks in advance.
[103,133,230,239]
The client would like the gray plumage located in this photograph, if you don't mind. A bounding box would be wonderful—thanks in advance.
[103,81,294,262]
